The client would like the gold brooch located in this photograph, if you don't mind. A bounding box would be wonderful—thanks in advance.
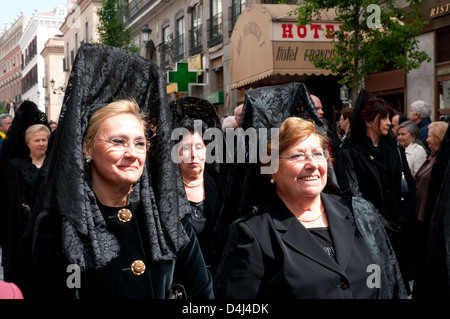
[117,208,132,222]
[131,260,146,275]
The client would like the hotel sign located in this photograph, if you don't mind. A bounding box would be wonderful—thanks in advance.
[273,22,343,42]
[430,1,450,18]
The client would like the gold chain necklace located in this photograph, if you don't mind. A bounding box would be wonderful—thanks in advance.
[297,208,325,223]
[183,179,204,188]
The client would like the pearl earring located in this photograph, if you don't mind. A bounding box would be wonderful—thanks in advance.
[85,156,91,163]
[270,178,275,184]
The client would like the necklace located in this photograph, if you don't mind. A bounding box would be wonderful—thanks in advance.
[32,160,44,168]
[183,179,203,188]
[297,208,325,223]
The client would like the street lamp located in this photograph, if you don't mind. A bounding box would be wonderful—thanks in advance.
[141,24,152,43]
[340,84,352,107]
[340,84,348,102]
[51,78,65,94]
[141,24,155,60]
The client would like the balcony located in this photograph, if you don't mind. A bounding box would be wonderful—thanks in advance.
[172,34,185,63]
[124,0,158,23]
[189,24,203,56]
[228,0,246,37]
[207,13,223,48]
[159,42,171,69]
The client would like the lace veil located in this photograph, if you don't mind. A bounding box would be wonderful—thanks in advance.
[32,43,190,270]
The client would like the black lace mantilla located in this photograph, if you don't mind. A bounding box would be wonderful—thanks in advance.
[33,43,190,270]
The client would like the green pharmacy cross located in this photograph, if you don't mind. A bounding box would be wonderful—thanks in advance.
[168,62,198,92]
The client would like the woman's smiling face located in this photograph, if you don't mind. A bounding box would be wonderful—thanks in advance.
[86,113,147,190]
[272,134,328,202]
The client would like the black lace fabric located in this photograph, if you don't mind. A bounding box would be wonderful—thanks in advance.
[240,82,324,133]
[170,96,222,131]
[233,82,330,216]
[33,43,190,270]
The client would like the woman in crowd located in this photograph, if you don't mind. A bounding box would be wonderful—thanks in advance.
[214,117,406,298]
[25,124,50,169]
[29,44,213,299]
[396,120,428,176]
[412,121,449,298]
[415,121,449,223]
[174,117,226,275]
[0,101,50,286]
[335,90,416,294]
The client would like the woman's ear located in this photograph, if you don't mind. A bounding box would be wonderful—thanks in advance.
[83,141,92,160]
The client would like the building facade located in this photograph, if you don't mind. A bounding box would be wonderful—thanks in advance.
[0,14,30,113]
[20,6,68,112]
[365,0,450,121]
[41,37,65,121]
[424,0,450,120]
[126,0,340,119]
[126,0,236,115]
[60,0,102,82]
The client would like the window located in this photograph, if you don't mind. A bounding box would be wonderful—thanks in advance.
[190,3,203,54]
[229,0,246,35]
[160,24,171,68]
[439,79,450,113]
[208,0,223,47]
[174,14,185,61]
[437,27,450,63]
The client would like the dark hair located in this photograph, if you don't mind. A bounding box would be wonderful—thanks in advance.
[359,97,394,129]
[393,111,407,124]
[173,117,209,144]
[340,107,353,120]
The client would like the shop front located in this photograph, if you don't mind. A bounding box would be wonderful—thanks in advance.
[428,0,450,120]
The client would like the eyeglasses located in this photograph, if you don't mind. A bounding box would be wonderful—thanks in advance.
[96,138,150,153]
[279,151,326,162]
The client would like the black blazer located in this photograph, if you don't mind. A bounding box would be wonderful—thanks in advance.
[214,192,380,299]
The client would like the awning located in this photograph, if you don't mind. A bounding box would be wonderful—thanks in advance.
[230,4,338,89]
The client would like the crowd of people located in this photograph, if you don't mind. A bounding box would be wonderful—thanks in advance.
[0,44,449,299]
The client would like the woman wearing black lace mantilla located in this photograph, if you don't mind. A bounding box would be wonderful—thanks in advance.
[214,83,407,299]
[29,44,213,299]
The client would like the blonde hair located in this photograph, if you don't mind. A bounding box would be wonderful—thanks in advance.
[83,99,147,150]
[428,121,449,146]
[25,124,51,143]
[267,117,328,156]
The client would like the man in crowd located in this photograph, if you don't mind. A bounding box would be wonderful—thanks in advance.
[409,100,432,150]
[0,114,13,151]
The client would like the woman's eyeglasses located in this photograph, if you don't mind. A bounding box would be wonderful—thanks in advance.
[279,151,326,162]
[96,138,150,153]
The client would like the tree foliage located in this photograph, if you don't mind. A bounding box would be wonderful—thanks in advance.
[291,0,431,94]
[97,0,138,53]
